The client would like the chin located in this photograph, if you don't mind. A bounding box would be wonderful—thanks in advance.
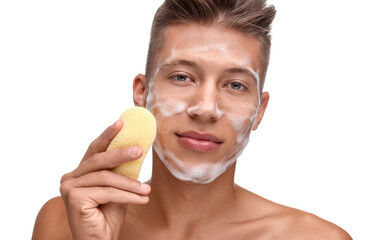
[154,143,237,184]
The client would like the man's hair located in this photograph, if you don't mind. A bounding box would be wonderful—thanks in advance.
[145,0,276,91]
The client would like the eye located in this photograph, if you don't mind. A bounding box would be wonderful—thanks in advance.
[228,82,245,91]
[173,74,189,82]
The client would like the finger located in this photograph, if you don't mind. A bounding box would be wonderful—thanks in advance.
[68,187,149,209]
[62,146,142,181]
[67,170,151,196]
[82,120,123,160]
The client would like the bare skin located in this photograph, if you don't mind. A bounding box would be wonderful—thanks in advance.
[32,24,352,240]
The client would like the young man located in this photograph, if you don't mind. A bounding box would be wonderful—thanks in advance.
[33,0,352,239]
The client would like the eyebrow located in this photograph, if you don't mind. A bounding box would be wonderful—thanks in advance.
[224,67,258,83]
[161,59,201,70]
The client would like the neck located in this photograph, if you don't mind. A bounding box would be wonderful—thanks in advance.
[144,150,238,229]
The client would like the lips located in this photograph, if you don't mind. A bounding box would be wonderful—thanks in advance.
[176,131,223,152]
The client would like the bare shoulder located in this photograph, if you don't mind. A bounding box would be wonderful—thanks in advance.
[274,209,353,240]
[32,196,72,240]
[235,186,352,239]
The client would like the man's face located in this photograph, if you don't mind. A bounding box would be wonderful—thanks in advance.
[142,23,265,184]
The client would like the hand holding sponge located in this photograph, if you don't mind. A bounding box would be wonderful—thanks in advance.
[106,107,157,180]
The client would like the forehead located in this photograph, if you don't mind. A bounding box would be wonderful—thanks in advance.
[156,23,262,70]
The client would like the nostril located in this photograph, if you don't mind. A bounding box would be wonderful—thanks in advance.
[187,101,200,116]
[187,101,223,121]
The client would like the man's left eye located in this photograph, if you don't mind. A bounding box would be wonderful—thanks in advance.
[173,75,188,82]
[229,82,245,90]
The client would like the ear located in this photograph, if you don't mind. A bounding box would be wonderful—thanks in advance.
[252,92,270,131]
[133,74,148,107]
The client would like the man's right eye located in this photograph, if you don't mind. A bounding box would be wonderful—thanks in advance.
[173,74,188,82]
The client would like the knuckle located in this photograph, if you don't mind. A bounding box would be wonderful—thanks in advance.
[59,183,67,195]
[88,139,98,152]
[60,173,70,184]
[59,179,73,196]
[104,186,117,195]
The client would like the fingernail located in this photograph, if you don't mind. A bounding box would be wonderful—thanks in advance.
[113,119,122,126]
[140,183,150,190]
[129,146,140,156]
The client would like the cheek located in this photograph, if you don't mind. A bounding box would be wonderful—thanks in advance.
[159,100,188,118]
[223,104,258,143]
[147,92,189,139]
[146,82,189,119]
[149,97,188,127]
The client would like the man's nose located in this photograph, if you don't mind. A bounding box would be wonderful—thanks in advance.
[187,84,222,122]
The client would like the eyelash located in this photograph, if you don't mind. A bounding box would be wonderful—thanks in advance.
[169,73,195,85]
[171,74,191,82]
[169,74,248,92]
[227,82,247,91]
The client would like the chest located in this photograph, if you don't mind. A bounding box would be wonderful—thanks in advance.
[118,218,274,240]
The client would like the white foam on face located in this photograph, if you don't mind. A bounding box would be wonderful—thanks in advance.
[165,43,254,70]
[145,63,160,111]
[146,61,189,118]
[146,42,262,184]
[182,43,229,57]
[149,91,188,118]
[225,110,256,144]
[153,116,252,184]
[247,67,261,106]
[160,101,188,117]
[154,143,238,184]
[215,104,223,119]
[223,66,261,144]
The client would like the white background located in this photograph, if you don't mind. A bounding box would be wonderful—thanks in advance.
[1,0,378,239]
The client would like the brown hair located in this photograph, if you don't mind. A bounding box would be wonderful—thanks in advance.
[145,0,276,91]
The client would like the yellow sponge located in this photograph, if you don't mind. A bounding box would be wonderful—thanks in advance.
[106,107,156,180]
